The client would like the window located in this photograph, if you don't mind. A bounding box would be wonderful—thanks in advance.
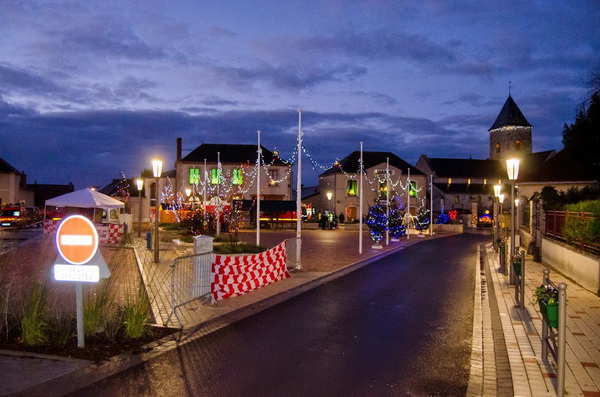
[496,143,501,153]
[346,180,358,196]
[268,169,279,185]
[210,168,221,184]
[232,168,243,185]
[379,182,388,197]
[515,140,521,150]
[189,168,200,184]
[409,181,418,197]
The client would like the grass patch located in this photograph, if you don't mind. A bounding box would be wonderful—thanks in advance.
[20,281,49,346]
[123,284,151,339]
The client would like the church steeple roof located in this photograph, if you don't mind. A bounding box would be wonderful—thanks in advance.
[489,95,532,130]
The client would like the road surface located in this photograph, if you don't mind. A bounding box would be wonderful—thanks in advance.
[70,232,488,396]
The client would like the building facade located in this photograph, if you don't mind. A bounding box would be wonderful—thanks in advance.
[318,151,427,222]
[489,95,533,161]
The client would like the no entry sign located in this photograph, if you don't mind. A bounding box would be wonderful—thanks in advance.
[55,215,99,265]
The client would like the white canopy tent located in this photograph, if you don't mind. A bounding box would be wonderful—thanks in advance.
[46,188,125,209]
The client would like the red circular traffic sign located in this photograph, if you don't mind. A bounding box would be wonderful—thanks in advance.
[56,215,99,265]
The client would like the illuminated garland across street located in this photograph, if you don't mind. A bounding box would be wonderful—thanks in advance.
[159,134,431,222]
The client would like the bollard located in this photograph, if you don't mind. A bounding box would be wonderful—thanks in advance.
[146,231,152,249]
[540,269,567,397]
[557,282,567,397]
[541,269,550,359]
[499,240,506,275]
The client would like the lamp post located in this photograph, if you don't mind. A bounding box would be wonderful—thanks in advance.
[136,178,144,237]
[152,159,163,263]
[506,158,520,285]
[493,184,502,249]
[326,191,333,229]
[515,198,520,231]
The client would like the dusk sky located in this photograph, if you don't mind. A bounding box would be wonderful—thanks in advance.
[1,1,598,189]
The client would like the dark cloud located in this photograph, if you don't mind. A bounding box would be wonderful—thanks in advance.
[209,63,367,90]
[0,64,64,97]
[208,25,236,38]
[295,30,455,63]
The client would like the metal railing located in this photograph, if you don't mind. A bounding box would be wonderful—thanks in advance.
[545,210,600,254]
[540,268,567,397]
[166,251,214,326]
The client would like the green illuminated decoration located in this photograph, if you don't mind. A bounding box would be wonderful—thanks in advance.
[346,180,357,196]
[189,168,200,184]
[210,168,222,184]
[409,181,418,197]
[232,168,243,185]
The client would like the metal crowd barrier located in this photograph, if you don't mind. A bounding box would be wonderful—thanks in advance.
[540,268,567,397]
[166,251,214,326]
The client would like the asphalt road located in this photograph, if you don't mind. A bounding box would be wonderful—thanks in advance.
[70,232,488,396]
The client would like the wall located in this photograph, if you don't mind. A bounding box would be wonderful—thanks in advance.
[542,237,600,295]
[432,223,463,234]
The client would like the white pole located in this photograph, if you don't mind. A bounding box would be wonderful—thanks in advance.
[76,283,84,348]
[256,130,261,246]
[359,142,363,255]
[407,168,411,240]
[386,157,390,246]
[216,152,221,236]
[296,111,302,269]
[203,158,207,220]
[430,173,433,236]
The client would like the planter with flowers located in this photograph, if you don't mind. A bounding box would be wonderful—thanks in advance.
[535,284,559,328]
[512,255,522,276]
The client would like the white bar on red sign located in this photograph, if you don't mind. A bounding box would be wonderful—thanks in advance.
[60,235,93,246]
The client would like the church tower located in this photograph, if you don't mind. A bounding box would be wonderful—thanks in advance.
[489,95,532,160]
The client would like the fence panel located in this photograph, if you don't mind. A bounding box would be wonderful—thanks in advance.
[545,210,599,253]
[167,252,214,326]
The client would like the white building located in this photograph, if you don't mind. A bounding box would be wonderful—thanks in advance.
[318,151,427,222]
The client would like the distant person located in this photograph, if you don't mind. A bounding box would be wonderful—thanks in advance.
[338,212,345,224]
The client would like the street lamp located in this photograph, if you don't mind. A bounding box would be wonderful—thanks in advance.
[326,191,333,229]
[152,159,163,263]
[506,158,520,285]
[136,178,144,237]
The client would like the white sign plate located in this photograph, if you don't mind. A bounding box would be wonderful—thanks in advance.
[54,264,100,283]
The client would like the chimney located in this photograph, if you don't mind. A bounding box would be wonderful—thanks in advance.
[176,137,182,161]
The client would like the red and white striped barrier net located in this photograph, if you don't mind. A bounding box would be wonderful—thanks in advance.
[211,241,290,301]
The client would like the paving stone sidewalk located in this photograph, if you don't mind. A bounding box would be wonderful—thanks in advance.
[482,243,600,397]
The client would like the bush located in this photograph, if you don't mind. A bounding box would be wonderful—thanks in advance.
[83,276,117,337]
[48,311,76,347]
[563,200,600,246]
[161,222,185,231]
[123,284,151,339]
[213,243,266,254]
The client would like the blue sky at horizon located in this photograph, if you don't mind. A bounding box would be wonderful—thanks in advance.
[1,1,598,189]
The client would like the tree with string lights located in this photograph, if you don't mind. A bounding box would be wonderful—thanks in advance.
[112,171,131,212]
[366,202,387,247]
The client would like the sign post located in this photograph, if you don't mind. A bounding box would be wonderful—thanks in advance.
[53,215,109,348]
